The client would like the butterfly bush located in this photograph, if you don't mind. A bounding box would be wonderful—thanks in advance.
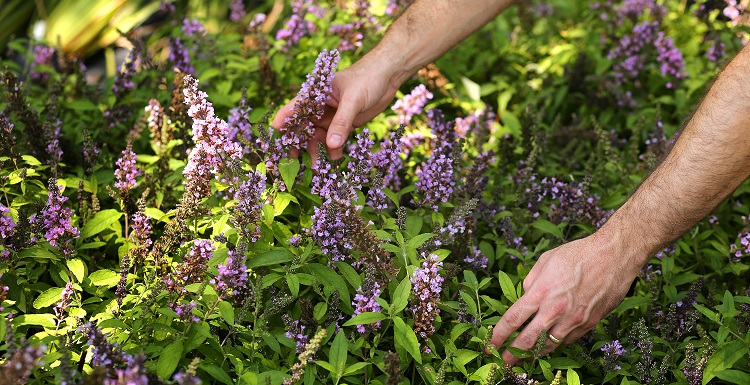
[30,45,55,83]
[211,249,248,299]
[168,37,193,74]
[229,0,246,22]
[276,0,317,49]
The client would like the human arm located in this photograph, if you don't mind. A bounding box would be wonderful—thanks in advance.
[271,0,517,159]
[488,44,750,365]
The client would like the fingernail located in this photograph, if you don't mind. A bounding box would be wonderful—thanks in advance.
[329,134,343,148]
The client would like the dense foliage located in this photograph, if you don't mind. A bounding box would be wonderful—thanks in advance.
[0,0,749,384]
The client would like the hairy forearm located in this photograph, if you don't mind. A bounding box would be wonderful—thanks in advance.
[364,0,517,86]
[600,45,750,274]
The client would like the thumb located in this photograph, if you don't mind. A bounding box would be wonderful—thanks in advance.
[326,98,360,151]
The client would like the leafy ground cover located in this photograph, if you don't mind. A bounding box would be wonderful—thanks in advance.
[0,0,749,384]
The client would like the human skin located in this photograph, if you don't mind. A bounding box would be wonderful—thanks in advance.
[272,0,750,365]
[490,43,750,364]
[271,0,516,159]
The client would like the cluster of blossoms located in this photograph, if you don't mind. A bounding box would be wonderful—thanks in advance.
[0,343,46,382]
[329,0,377,51]
[168,37,193,74]
[615,0,665,21]
[728,220,750,262]
[37,179,80,256]
[351,277,382,333]
[53,282,74,319]
[464,246,488,269]
[45,118,63,169]
[309,156,358,261]
[370,124,405,192]
[280,49,340,151]
[182,75,243,199]
[608,20,659,84]
[113,46,139,96]
[391,84,433,124]
[724,0,745,26]
[211,249,248,299]
[0,204,16,260]
[410,254,444,352]
[114,143,140,192]
[227,92,253,153]
[706,38,726,63]
[654,31,687,88]
[601,340,626,370]
[658,277,703,339]
[30,45,55,83]
[0,111,15,156]
[416,109,457,210]
[164,239,214,294]
[145,99,167,147]
[229,0,246,22]
[499,216,528,260]
[283,314,309,353]
[172,301,200,323]
[0,274,8,311]
[129,210,152,262]
[518,173,611,228]
[682,343,711,385]
[82,130,100,174]
[83,323,148,383]
[182,18,206,38]
[231,171,266,242]
[276,0,320,49]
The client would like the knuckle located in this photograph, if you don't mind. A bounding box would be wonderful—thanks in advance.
[515,333,536,349]
[569,307,587,327]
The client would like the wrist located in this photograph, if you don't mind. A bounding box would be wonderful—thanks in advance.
[594,208,659,277]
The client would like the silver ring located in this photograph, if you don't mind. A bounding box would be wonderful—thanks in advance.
[548,333,563,345]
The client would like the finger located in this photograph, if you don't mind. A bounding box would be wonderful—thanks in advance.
[271,97,299,130]
[488,297,538,353]
[326,95,361,153]
[501,310,556,365]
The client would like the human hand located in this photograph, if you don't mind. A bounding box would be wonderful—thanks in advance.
[487,231,642,365]
[271,56,401,160]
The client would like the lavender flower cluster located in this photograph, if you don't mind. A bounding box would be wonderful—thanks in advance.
[280,49,340,151]
[114,143,140,193]
[30,45,55,83]
[410,254,444,352]
[601,340,626,370]
[182,75,243,199]
[276,0,318,49]
[415,109,456,210]
[37,179,80,256]
[211,249,248,299]
[351,279,382,333]
[391,84,433,124]
[164,239,214,295]
[0,203,16,260]
[231,170,266,242]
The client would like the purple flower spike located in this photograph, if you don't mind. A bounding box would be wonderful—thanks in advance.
[229,0,246,22]
[352,281,382,333]
[410,254,444,351]
[41,179,80,256]
[392,84,433,124]
[211,249,248,299]
[114,143,140,192]
[281,49,340,151]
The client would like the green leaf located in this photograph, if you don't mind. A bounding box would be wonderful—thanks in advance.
[81,209,122,239]
[614,296,650,313]
[334,262,361,290]
[247,248,294,268]
[461,76,481,101]
[329,330,348,376]
[316,361,337,374]
[393,317,422,364]
[218,301,234,325]
[450,323,474,342]
[279,157,300,191]
[531,219,564,239]
[703,341,749,384]
[19,246,58,260]
[157,340,183,379]
[67,259,86,282]
[21,155,42,166]
[88,270,119,287]
[342,362,370,376]
[304,263,350,304]
[390,276,412,315]
[199,363,233,385]
[406,233,434,249]
[498,271,517,302]
[274,192,298,216]
[567,369,581,385]
[715,370,750,384]
[33,287,64,309]
[342,312,387,327]
[287,274,300,297]
[13,314,56,329]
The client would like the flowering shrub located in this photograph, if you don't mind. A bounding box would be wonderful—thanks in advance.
[0,0,749,384]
